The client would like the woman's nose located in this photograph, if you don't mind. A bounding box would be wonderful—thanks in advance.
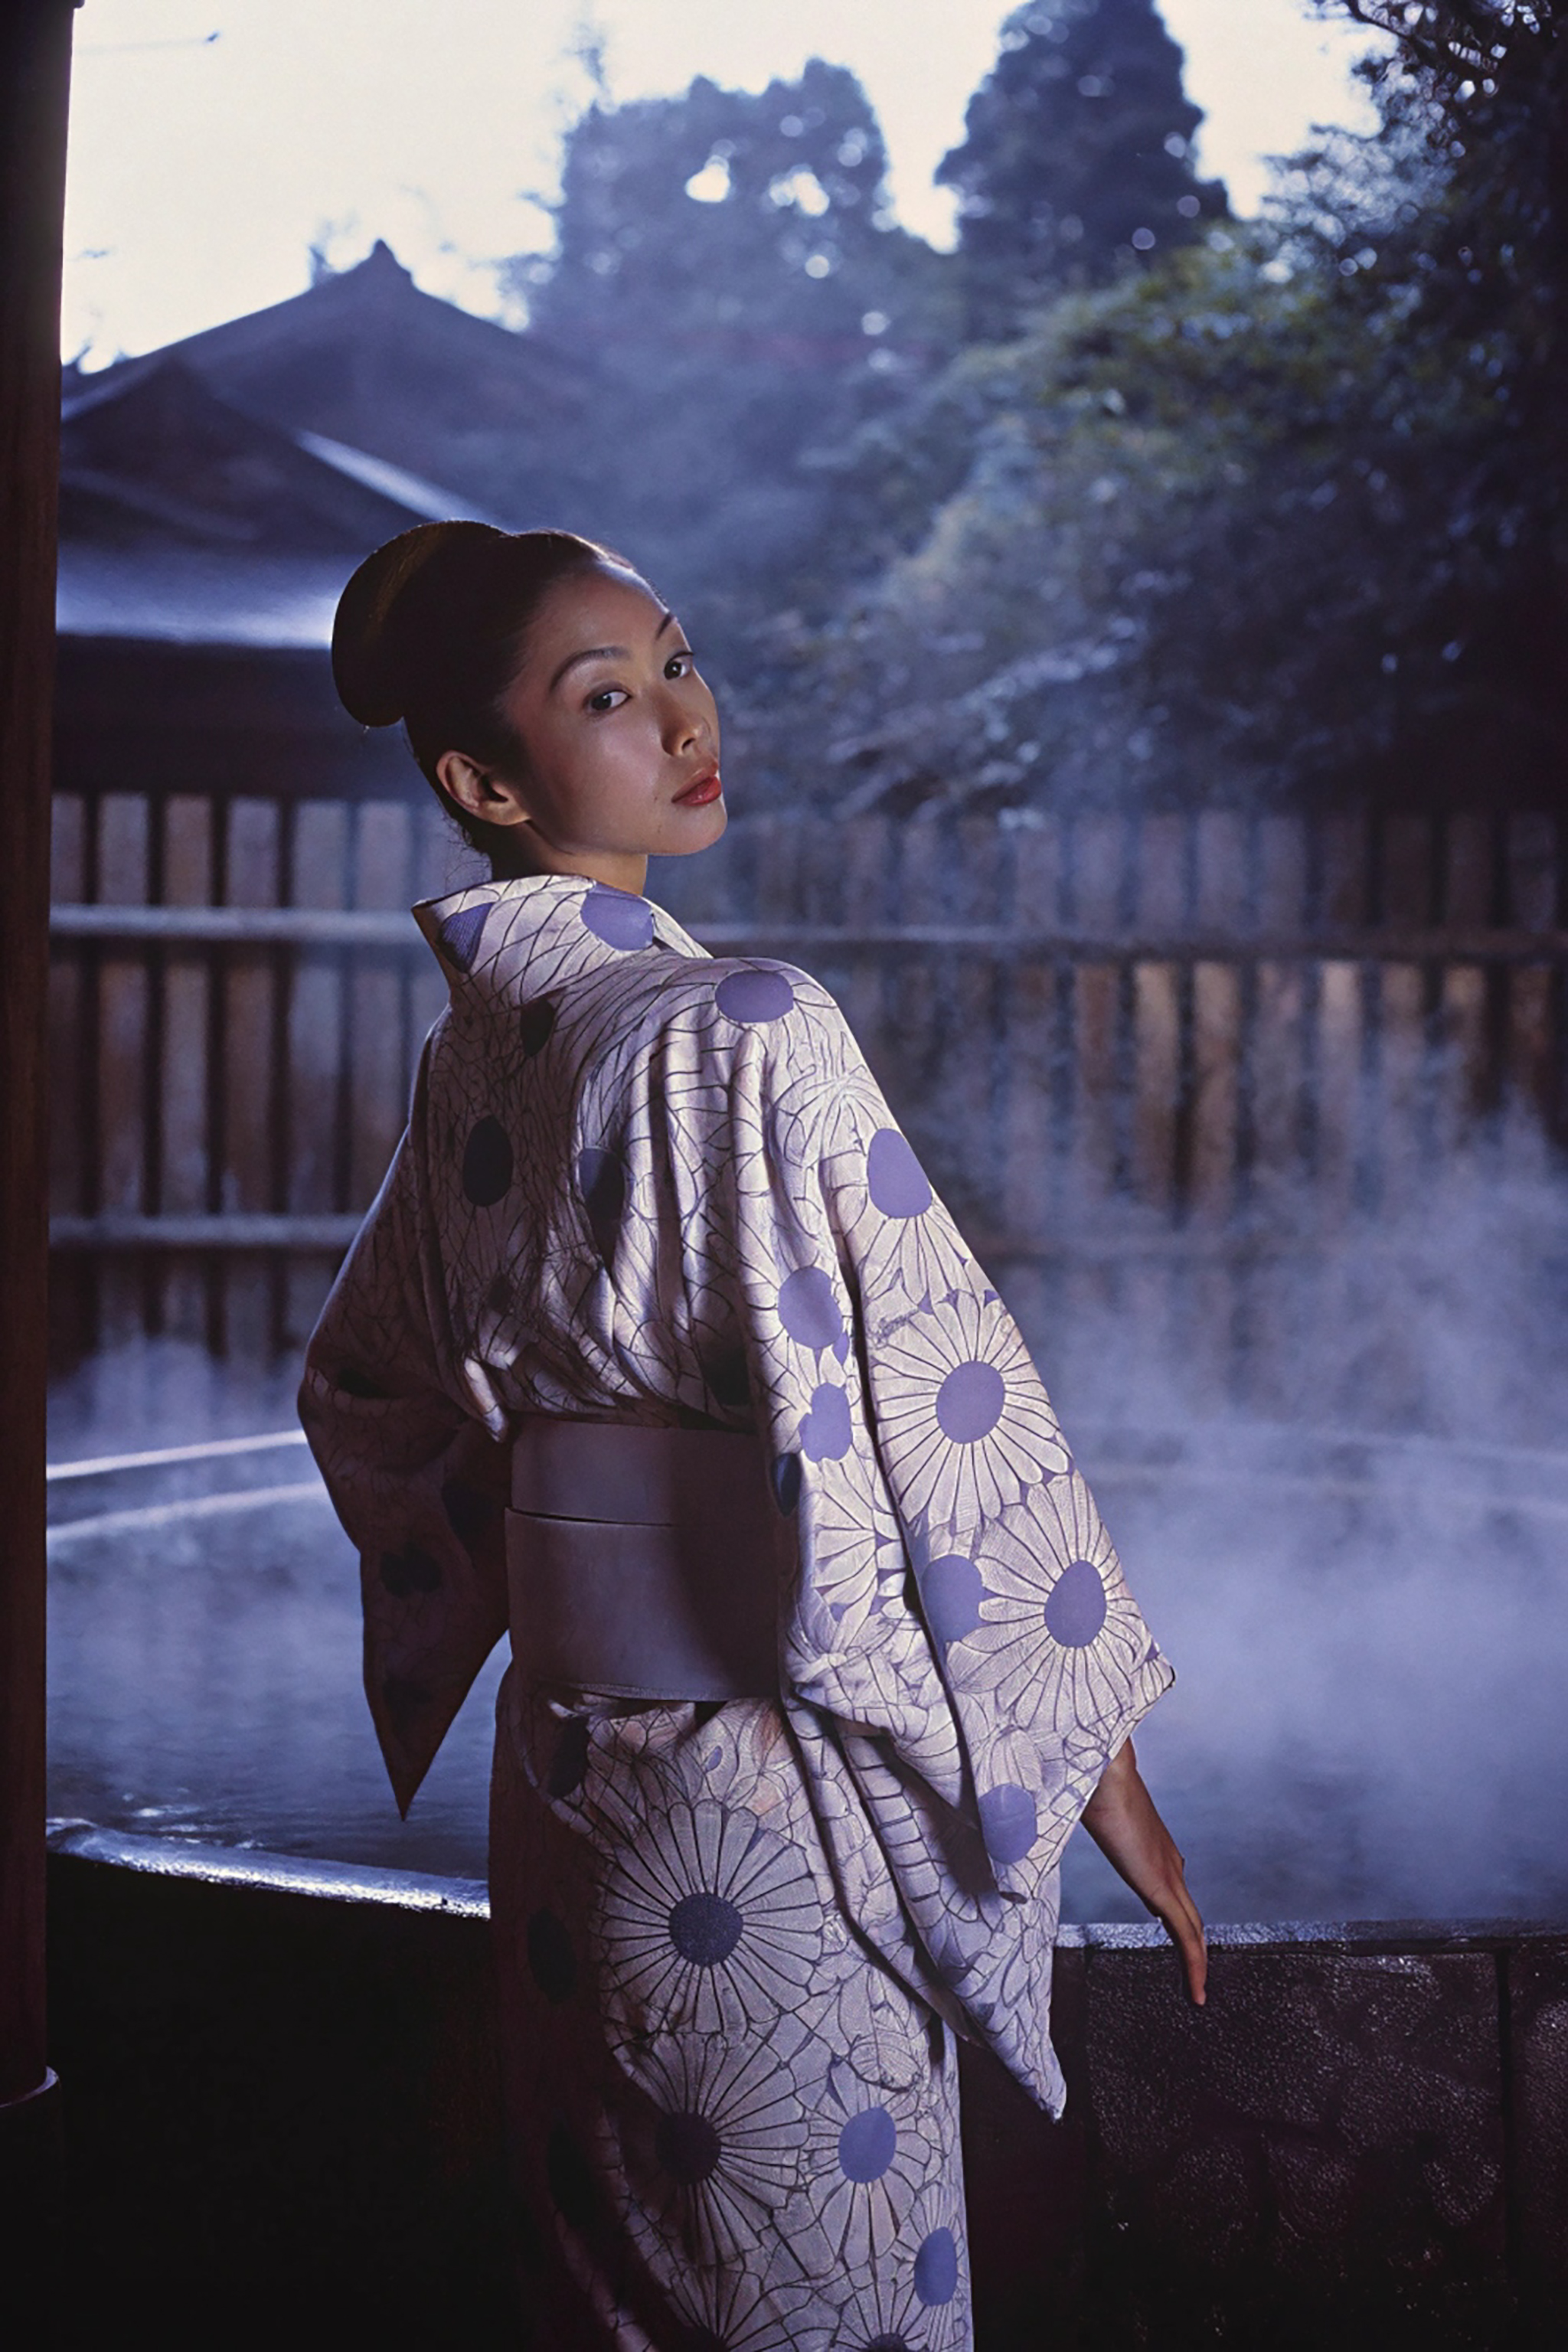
[661,697,701,753]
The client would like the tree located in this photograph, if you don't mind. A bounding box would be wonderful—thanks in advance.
[513,61,957,659]
[753,2,1567,817]
[761,232,1369,817]
[1308,4,1568,659]
[937,0,1227,338]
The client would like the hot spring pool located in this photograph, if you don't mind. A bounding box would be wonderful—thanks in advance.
[46,1415,1568,1923]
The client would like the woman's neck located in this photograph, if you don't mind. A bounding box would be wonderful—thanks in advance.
[488,837,648,897]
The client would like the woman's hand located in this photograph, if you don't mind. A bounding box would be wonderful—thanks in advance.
[1080,1738,1207,2006]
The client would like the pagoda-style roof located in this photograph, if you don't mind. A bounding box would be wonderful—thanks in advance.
[53,243,596,792]
[57,354,496,646]
[129,240,593,517]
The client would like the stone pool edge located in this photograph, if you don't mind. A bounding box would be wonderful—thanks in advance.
[43,1823,1568,2347]
[47,1818,1566,1951]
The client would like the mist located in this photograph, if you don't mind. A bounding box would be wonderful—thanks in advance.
[47,1141,1568,1926]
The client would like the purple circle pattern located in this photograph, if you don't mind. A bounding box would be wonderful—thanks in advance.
[577,1146,626,1262]
[837,2105,897,2183]
[773,1452,802,1516]
[462,1116,514,1206]
[936,1359,1005,1443]
[345,819,1178,2301]
[978,1782,1037,1866]
[655,2109,722,2184]
[379,1543,440,1596]
[668,1891,744,1967]
[581,885,655,951]
[800,1383,853,1463]
[1044,1557,1108,1648]
[547,1716,590,1799]
[438,903,488,972]
[921,1554,986,1645]
[778,1266,843,1351]
[441,1479,494,1547]
[913,2226,959,2306]
[519,997,556,1057]
[704,1347,750,1410]
[715,968,795,1024]
[866,1128,933,1218]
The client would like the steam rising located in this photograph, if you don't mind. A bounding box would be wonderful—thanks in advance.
[47,1152,1568,1922]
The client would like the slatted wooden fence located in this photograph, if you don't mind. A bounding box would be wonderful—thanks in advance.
[48,792,1568,1377]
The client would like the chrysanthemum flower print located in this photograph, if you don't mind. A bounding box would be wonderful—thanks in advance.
[831,1955,941,2097]
[801,2051,952,2282]
[596,1795,825,2040]
[832,2204,971,2352]
[965,1478,1170,1733]
[632,2024,810,2271]
[871,1285,1070,1539]
[824,1108,975,1332]
[787,1439,905,1656]
[665,2268,834,2352]
[835,2270,965,2352]
[306,871,1175,2132]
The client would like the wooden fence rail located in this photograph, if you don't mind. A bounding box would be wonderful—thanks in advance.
[48,792,1568,1370]
[47,903,1568,964]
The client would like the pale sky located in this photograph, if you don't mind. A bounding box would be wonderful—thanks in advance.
[63,0,1385,368]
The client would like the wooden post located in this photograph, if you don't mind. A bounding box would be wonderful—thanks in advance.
[0,0,74,2145]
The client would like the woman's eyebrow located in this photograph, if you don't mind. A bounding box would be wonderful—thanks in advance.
[548,612,679,694]
[550,644,626,691]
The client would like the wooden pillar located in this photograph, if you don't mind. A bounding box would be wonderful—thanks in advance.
[0,0,74,2137]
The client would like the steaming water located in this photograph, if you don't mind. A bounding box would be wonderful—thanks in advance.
[47,1342,1568,1922]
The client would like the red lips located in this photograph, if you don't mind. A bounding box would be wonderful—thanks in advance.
[675,771,724,807]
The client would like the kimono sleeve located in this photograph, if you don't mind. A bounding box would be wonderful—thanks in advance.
[299,1104,508,1815]
[725,968,1174,1889]
[819,1054,1174,1877]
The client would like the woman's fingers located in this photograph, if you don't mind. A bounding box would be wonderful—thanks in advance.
[1152,1877,1208,2006]
[1171,1897,1209,2007]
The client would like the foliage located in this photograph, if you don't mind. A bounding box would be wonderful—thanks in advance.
[508,60,959,662]
[750,2,1567,814]
[492,4,1566,811]
[1307,3,1568,555]
[756,234,1387,812]
[938,0,1227,338]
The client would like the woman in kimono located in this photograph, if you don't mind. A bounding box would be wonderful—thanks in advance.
[301,521,1205,2351]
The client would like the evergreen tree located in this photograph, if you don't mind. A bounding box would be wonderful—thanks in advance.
[514,61,956,654]
[938,0,1227,336]
[772,2,1568,819]
[530,60,939,350]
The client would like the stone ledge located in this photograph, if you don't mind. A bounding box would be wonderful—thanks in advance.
[47,1818,489,1913]
[1059,1913,1568,1949]
[43,1831,1568,2348]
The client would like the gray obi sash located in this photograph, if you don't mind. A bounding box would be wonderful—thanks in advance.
[504,1417,784,1700]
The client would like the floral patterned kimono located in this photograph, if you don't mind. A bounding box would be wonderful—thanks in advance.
[299,872,1172,2350]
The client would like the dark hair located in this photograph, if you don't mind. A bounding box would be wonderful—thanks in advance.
[331,521,641,857]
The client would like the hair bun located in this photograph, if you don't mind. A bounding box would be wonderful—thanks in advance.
[332,521,507,727]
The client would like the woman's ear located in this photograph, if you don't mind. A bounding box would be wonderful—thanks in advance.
[434,749,534,831]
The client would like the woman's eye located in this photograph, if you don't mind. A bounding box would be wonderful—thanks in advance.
[586,687,628,714]
[665,652,694,679]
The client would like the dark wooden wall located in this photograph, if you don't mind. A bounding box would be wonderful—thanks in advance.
[1,0,74,2164]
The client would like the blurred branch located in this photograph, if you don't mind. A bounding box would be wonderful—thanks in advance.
[1318,1,1560,77]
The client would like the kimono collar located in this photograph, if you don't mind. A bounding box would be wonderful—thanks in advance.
[413,871,708,1010]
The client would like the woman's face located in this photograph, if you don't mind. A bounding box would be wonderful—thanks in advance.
[436,565,725,892]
